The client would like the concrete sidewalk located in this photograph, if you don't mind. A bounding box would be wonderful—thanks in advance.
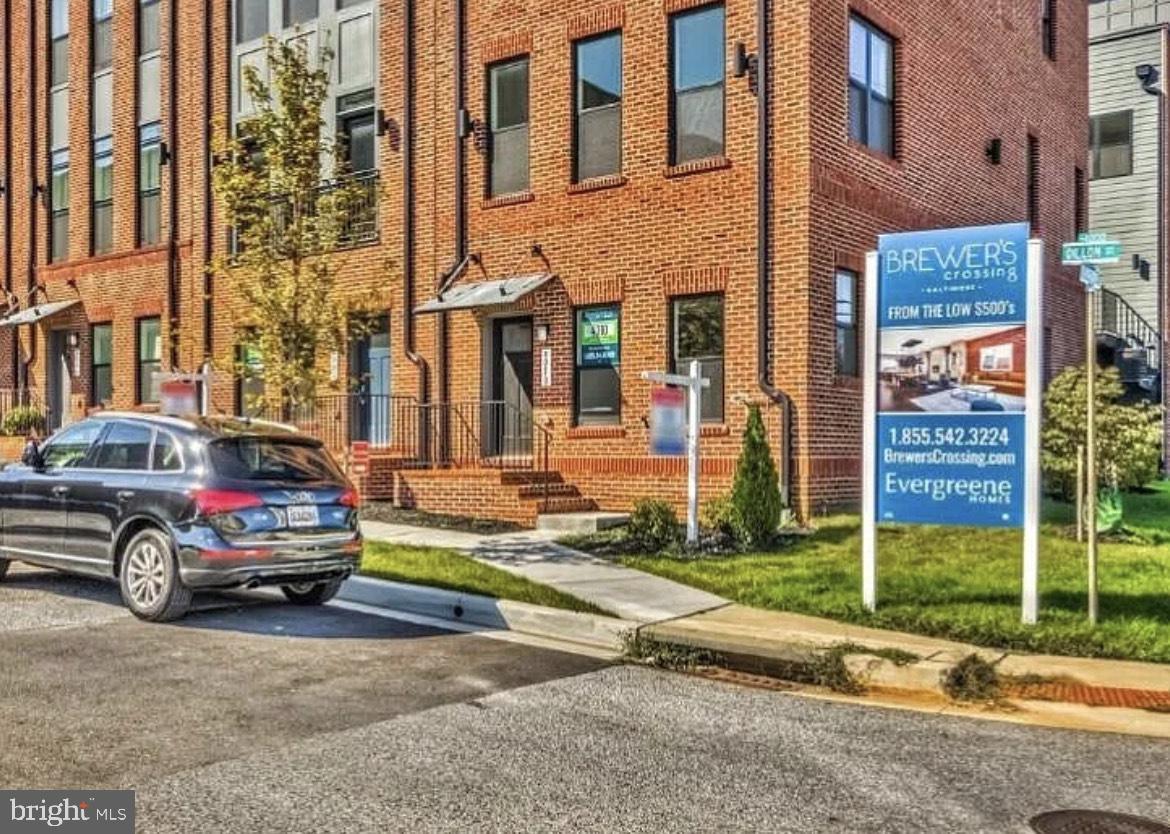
[360,520,727,623]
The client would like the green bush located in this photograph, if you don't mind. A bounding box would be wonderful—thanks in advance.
[731,405,784,546]
[626,499,681,552]
[700,494,737,537]
[1042,365,1162,499]
[1,406,46,437]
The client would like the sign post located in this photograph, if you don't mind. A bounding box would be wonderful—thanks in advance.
[1061,232,1121,626]
[864,223,1041,622]
[643,362,709,546]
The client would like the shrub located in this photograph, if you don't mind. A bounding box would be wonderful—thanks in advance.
[1042,365,1162,500]
[731,405,784,546]
[1,406,46,437]
[626,499,681,552]
[700,494,737,537]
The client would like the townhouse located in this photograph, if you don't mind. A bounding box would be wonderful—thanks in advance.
[0,1,1088,523]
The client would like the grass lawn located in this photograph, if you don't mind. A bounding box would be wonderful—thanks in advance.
[360,541,607,616]
[609,487,1170,663]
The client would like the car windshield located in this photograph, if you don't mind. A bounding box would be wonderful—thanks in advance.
[207,437,340,482]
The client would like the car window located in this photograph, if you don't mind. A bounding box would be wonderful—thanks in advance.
[152,431,182,472]
[92,422,154,471]
[41,421,104,469]
[207,438,340,482]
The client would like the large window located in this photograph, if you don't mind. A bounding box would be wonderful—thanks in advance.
[1090,110,1133,180]
[92,137,114,255]
[338,89,376,173]
[671,295,724,422]
[835,270,859,377]
[575,306,621,425]
[488,58,530,196]
[93,0,113,70]
[848,16,894,156]
[574,32,622,182]
[138,124,162,245]
[91,323,113,406]
[50,0,70,263]
[51,151,70,263]
[284,0,317,28]
[137,317,162,404]
[237,0,268,43]
[670,4,724,165]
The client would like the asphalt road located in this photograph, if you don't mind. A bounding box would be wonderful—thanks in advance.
[3,566,1170,833]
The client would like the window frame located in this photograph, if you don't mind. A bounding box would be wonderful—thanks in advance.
[668,3,726,166]
[486,55,531,198]
[91,322,113,407]
[573,304,622,427]
[669,293,726,423]
[136,316,163,404]
[1089,110,1133,181]
[847,14,895,157]
[137,122,163,246]
[572,30,623,183]
[834,269,860,378]
[50,150,71,264]
[91,135,114,256]
[1042,0,1056,60]
[91,420,156,472]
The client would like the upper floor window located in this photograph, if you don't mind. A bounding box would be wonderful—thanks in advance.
[51,0,70,86]
[237,0,268,43]
[848,15,894,156]
[139,123,163,246]
[50,151,70,263]
[93,0,113,71]
[488,57,530,196]
[284,0,318,28]
[92,136,114,255]
[137,317,162,404]
[835,270,859,377]
[1042,0,1056,59]
[669,4,725,165]
[574,32,622,182]
[338,89,375,173]
[140,0,160,54]
[1090,110,1133,180]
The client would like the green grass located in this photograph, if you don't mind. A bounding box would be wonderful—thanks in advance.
[616,496,1170,663]
[360,541,607,616]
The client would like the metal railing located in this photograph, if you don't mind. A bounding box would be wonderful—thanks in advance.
[235,170,381,255]
[1096,288,1160,380]
[414,400,547,470]
[255,394,419,457]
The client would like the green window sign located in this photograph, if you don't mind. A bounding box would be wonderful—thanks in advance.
[577,306,620,367]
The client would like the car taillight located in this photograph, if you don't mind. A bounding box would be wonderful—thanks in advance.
[193,488,265,517]
[338,486,361,509]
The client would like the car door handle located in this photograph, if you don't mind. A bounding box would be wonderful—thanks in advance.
[51,485,70,497]
[116,490,136,503]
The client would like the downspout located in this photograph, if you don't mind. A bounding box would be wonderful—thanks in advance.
[166,0,180,369]
[2,0,14,386]
[441,0,470,411]
[403,0,428,410]
[24,0,39,386]
[1155,31,1168,476]
[201,3,219,364]
[753,0,794,509]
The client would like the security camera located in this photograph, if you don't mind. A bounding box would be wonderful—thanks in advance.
[1136,63,1161,92]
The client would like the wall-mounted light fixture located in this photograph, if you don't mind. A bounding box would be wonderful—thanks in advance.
[1137,63,1161,94]
[67,332,79,349]
[535,324,549,342]
[985,138,1002,165]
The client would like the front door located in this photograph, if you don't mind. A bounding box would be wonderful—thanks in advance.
[489,318,533,458]
[47,330,72,431]
[349,316,391,445]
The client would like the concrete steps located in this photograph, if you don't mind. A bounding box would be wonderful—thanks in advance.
[536,511,629,534]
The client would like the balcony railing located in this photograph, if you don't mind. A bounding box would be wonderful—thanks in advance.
[234,170,380,255]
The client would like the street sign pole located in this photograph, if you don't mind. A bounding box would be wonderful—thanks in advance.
[687,360,702,545]
[861,252,879,612]
[1022,240,1044,625]
[1086,280,1099,625]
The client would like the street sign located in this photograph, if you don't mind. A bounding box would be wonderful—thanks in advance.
[642,363,710,545]
[1079,264,1102,292]
[649,387,687,457]
[1062,236,1121,266]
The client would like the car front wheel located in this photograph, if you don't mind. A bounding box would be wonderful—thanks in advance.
[281,579,343,606]
[118,528,192,622]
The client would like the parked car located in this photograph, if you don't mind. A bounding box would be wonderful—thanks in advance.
[0,412,362,621]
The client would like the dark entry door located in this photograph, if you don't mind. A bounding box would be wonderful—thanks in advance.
[490,318,533,458]
[47,330,72,431]
[349,315,391,445]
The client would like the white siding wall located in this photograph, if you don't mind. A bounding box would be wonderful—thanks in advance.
[1088,29,1162,330]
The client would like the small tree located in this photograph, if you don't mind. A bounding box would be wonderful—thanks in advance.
[731,404,784,546]
[1042,365,1162,500]
[210,36,371,413]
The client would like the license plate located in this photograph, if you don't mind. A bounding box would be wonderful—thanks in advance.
[287,504,320,528]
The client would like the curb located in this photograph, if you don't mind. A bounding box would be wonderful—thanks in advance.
[339,574,633,653]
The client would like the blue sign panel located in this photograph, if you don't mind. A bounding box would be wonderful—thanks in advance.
[875,223,1030,529]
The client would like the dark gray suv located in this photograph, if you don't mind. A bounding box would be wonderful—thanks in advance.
[0,413,362,621]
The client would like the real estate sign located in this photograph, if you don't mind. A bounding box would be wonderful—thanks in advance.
[578,307,620,366]
[863,222,1043,623]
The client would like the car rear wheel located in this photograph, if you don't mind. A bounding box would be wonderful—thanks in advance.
[119,528,192,622]
[281,579,343,606]
[0,558,8,582]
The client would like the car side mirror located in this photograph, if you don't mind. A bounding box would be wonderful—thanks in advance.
[21,440,45,471]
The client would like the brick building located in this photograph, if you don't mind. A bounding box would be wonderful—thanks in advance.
[0,0,1088,524]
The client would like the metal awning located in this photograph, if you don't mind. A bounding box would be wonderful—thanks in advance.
[0,299,80,328]
[414,273,551,314]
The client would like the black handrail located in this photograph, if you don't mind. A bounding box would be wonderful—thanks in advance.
[1096,287,1160,372]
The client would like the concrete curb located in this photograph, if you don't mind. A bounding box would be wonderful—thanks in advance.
[339,575,634,653]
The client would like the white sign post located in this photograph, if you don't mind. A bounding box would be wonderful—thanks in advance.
[643,361,709,546]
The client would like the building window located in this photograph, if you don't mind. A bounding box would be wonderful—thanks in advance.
[670,4,724,165]
[1042,0,1056,59]
[236,340,265,417]
[487,57,530,197]
[835,270,859,377]
[1027,134,1040,233]
[671,295,724,422]
[574,31,622,182]
[1089,110,1133,180]
[574,305,621,425]
[237,0,268,43]
[981,343,1013,372]
[93,0,113,70]
[337,89,376,173]
[284,0,318,28]
[137,317,162,404]
[138,123,162,246]
[91,323,113,406]
[338,12,374,87]
[92,137,114,255]
[50,151,70,263]
[51,0,70,85]
[139,0,159,54]
[1074,166,1086,236]
[848,15,894,156]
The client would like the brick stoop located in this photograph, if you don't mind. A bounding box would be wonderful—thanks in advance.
[372,464,598,526]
